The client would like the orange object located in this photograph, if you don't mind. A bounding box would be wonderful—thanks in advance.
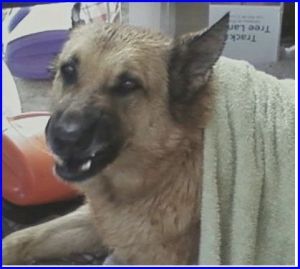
[3,112,78,206]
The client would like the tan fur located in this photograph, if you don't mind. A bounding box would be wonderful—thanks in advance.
[3,205,104,264]
[3,23,215,265]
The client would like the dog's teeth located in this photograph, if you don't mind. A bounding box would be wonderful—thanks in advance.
[80,160,92,171]
[53,155,64,166]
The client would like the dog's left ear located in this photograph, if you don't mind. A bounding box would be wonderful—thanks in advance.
[169,13,229,103]
[71,3,85,29]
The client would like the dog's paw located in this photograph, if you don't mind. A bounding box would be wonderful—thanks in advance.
[3,232,33,265]
[102,254,125,265]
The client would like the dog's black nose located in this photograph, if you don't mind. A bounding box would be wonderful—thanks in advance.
[46,110,97,157]
[54,113,86,143]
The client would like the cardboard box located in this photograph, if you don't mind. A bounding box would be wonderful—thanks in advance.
[209,3,283,64]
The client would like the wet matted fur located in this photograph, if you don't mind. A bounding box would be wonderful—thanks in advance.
[3,14,229,265]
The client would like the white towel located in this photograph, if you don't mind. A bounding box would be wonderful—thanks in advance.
[199,57,295,265]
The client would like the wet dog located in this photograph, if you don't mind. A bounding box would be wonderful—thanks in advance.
[3,14,229,265]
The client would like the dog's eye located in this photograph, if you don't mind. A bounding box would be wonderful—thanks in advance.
[114,79,138,96]
[60,62,77,84]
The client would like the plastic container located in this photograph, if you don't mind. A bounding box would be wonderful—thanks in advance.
[5,30,69,79]
[4,3,73,79]
[3,112,78,206]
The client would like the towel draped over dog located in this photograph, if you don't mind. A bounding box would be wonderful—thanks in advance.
[199,57,295,265]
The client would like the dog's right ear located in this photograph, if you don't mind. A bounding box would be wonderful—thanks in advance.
[71,3,85,29]
[168,13,229,104]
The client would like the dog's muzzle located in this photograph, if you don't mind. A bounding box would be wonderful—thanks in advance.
[45,108,122,182]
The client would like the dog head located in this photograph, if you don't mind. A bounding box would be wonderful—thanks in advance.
[46,14,229,182]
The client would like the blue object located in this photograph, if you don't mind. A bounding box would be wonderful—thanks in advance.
[8,7,31,33]
[5,30,69,79]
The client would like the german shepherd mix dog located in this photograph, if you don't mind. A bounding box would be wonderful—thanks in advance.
[3,14,229,265]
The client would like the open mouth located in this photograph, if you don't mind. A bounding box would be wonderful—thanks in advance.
[54,144,120,182]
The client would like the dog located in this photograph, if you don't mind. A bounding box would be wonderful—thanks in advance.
[3,14,229,265]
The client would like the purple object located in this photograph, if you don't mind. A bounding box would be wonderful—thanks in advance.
[5,30,69,79]
[8,7,31,32]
